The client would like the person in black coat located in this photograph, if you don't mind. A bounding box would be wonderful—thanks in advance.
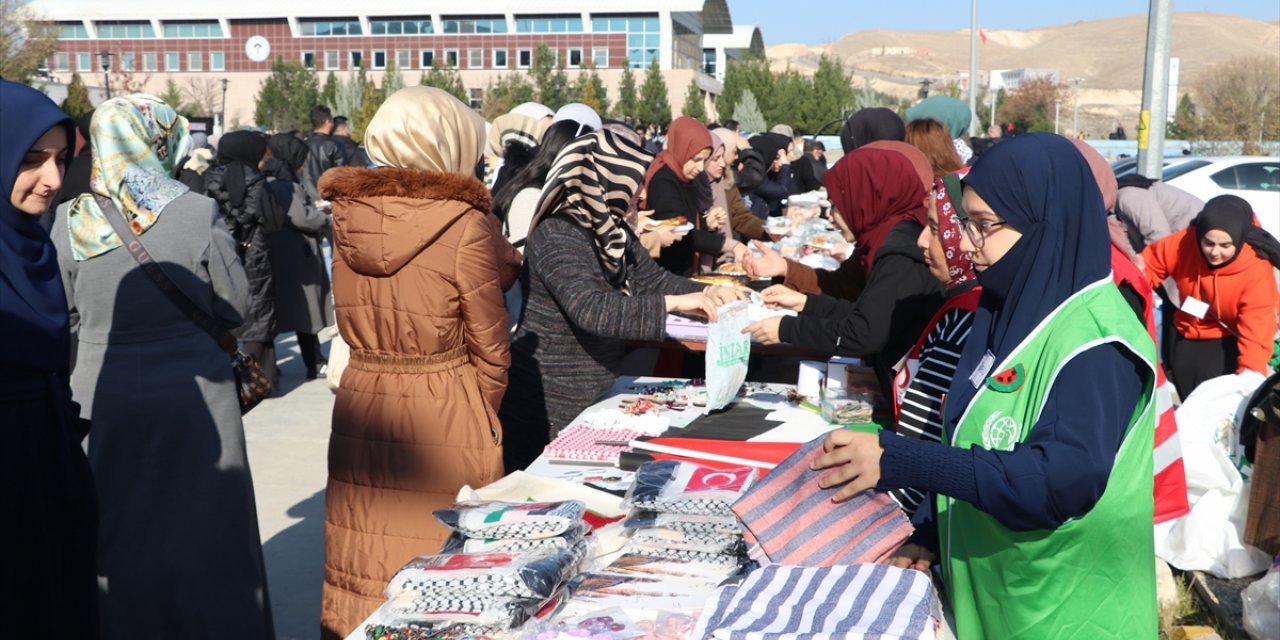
[791,139,827,194]
[302,105,348,202]
[746,133,793,219]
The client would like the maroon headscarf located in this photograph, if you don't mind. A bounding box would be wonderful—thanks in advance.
[826,147,929,275]
[640,116,712,207]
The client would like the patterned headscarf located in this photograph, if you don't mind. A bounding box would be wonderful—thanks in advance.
[488,112,548,158]
[533,130,655,294]
[66,94,192,261]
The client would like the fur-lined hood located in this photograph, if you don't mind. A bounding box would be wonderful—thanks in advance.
[319,166,492,277]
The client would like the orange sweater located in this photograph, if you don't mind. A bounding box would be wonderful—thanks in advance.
[1141,228,1279,374]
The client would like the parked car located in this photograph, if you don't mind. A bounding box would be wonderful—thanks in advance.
[1110,156,1213,181]
[1164,157,1280,239]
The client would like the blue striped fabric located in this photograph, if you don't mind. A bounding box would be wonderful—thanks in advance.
[691,564,940,640]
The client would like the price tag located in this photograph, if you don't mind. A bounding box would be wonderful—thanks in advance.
[1180,296,1209,320]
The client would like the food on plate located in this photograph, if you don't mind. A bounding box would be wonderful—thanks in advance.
[646,216,688,229]
[716,262,746,276]
[689,274,745,287]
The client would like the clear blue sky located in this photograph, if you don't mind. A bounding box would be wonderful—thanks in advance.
[728,0,1280,45]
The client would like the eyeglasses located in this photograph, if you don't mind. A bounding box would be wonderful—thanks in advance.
[958,216,1011,249]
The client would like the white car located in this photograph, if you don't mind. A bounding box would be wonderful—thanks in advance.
[1164,156,1280,239]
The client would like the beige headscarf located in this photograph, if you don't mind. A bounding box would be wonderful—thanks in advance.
[487,112,548,157]
[364,86,485,174]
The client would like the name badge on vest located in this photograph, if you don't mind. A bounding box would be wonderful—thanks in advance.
[1180,296,1209,320]
[969,350,996,389]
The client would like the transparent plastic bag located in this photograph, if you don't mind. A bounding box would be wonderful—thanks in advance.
[440,523,591,555]
[1243,558,1280,640]
[624,460,757,516]
[385,542,588,602]
[434,500,587,540]
[705,300,750,411]
[622,510,741,536]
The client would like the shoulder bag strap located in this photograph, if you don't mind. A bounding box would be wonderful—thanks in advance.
[98,196,239,355]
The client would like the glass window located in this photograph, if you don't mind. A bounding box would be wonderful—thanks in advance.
[162,21,224,38]
[441,17,508,34]
[396,49,412,69]
[302,51,316,69]
[493,49,508,69]
[77,52,92,71]
[1214,162,1280,191]
[1160,160,1210,181]
[299,19,362,37]
[210,51,224,71]
[59,23,89,39]
[592,47,609,68]
[420,50,435,68]
[372,50,387,69]
[120,52,135,71]
[467,49,483,69]
[591,15,661,68]
[517,48,532,69]
[53,53,69,71]
[186,51,201,71]
[96,21,156,39]
[349,51,363,69]
[703,49,716,76]
[469,87,483,110]
[143,52,158,72]
[567,48,583,69]
[370,19,433,35]
[444,49,459,67]
[515,16,584,33]
[166,52,180,71]
[325,50,340,70]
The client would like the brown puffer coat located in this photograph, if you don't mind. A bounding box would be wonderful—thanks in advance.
[318,167,516,639]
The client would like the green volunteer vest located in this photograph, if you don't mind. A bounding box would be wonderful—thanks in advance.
[938,278,1158,639]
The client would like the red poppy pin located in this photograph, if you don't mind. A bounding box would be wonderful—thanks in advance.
[987,364,1025,393]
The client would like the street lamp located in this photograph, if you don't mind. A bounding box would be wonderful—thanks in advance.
[220,78,229,134]
[97,50,113,99]
[1071,78,1083,137]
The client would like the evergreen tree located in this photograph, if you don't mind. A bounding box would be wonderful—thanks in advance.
[636,58,671,127]
[60,72,93,119]
[732,89,767,134]
[680,77,706,122]
[718,56,775,129]
[381,60,405,98]
[1168,93,1199,140]
[613,65,639,120]
[531,45,569,111]
[253,57,320,131]
[575,62,610,115]
[482,73,535,120]
[805,55,856,133]
[421,61,468,104]
[770,68,811,131]
[351,77,385,143]
[333,71,363,120]
[157,78,186,114]
[321,71,338,110]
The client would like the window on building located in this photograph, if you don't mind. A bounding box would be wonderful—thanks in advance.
[396,49,412,70]
[514,16,584,33]
[372,50,387,69]
[703,49,716,76]
[421,50,435,68]
[467,49,483,69]
[517,48,532,69]
[95,21,156,39]
[299,19,362,37]
[592,47,609,68]
[492,49,508,69]
[162,21,224,38]
[59,23,89,39]
[210,51,225,71]
[302,51,316,69]
[52,53,69,72]
[592,15,660,68]
[325,50,341,70]
[370,18,434,35]
[469,87,483,110]
[441,17,508,34]
[120,52,135,71]
[187,51,201,71]
[566,48,583,69]
[443,49,459,68]
[166,52,180,71]
[349,50,363,69]
[143,52,158,72]
[77,52,92,71]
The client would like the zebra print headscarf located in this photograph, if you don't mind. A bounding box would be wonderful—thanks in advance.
[533,129,654,294]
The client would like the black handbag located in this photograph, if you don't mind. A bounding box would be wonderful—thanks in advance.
[100,198,270,414]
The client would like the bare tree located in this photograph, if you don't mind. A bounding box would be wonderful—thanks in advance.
[110,69,152,95]
[1194,56,1280,154]
[182,77,222,117]
[0,0,58,83]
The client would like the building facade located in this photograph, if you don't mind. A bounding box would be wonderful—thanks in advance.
[31,0,761,128]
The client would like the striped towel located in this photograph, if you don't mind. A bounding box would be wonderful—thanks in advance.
[732,436,911,566]
[692,564,940,640]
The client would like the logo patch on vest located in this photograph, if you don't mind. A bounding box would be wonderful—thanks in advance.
[987,364,1026,393]
[982,411,1021,451]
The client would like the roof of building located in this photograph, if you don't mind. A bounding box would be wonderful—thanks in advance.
[702,24,764,52]
[29,0,735,29]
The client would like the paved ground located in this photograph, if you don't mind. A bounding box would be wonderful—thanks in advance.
[244,334,336,640]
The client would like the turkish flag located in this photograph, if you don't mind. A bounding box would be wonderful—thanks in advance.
[979,27,988,45]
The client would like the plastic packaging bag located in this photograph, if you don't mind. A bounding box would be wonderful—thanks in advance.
[622,510,741,536]
[434,500,587,540]
[1243,558,1280,640]
[627,527,743,554]
[385,543,588,601]
[705,300,750,412]
[440,522,591,555]
[624,460,757,516]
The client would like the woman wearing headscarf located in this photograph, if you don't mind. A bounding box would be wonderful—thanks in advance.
[487,111,549,195]
[52,95,271,639]
[742,145,945,399]
[906,95,974,164]
[839,107,907,154]
[744,132,793,219]
[709,127,770,244]
[0,79,98,634]
[205,131,285,389]
[499,130,742,472]
[814,133,1160,638]
[906,118,973,286]
[1141,195,1280,398]
[317,87,518,638]
[492,120,589,249]
[642,116,739,275]
[264,132,333,379]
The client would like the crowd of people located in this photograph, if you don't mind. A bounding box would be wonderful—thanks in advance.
[3,74,1278,639]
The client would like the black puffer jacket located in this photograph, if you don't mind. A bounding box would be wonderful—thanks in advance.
[205,163,284,342]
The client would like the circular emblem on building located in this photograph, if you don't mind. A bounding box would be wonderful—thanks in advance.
[245,36,271,63]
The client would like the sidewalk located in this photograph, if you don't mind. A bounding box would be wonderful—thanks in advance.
[244,334,336,640]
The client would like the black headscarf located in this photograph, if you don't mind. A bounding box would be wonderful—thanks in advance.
[0,80,75,371]
[54,110,95,208]
[748,133,791,174]
[839,107,906,154]
[217,130,269,208]
[265,133,309,183]
[1194,194,1280,270]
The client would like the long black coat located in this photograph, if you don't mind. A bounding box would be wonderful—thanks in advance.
[205,164,284,342]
